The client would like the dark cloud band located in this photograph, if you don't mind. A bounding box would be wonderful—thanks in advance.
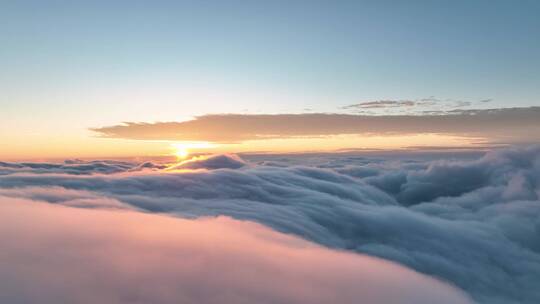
[90,107,540,144]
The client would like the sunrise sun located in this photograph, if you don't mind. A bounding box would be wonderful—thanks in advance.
[171,142,217,160]
[174,145,189,159]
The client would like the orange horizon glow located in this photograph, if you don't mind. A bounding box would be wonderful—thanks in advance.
[0,132,485,162]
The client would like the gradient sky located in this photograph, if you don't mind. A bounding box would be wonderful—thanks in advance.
[1,0,539,159]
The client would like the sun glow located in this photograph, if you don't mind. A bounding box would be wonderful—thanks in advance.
[175,146,189,159]
[172,142,217,160]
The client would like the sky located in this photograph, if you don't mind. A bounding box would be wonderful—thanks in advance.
[1,0,539,159]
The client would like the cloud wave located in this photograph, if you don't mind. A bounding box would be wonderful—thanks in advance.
[0,199,472,304]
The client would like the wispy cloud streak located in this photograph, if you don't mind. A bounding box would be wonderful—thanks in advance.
[90,107,540,144]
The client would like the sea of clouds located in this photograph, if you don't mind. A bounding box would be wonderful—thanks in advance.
[1,145,539,303]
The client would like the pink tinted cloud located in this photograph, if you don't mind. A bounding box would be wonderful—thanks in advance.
[0,199,472,304]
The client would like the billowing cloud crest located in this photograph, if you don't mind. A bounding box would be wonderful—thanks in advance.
[169,154,246,170]
[1,146,540,303]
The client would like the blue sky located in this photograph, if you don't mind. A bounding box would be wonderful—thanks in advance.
[2,1,539,117]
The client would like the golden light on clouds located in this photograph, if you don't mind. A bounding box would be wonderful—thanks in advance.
[2,108,538,160]
[172,133,482,155]
[0,132,481,161]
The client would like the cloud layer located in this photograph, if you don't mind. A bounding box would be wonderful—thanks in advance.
[0,199,471,304]
[1,146,540,303]
[90,107,540,144]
